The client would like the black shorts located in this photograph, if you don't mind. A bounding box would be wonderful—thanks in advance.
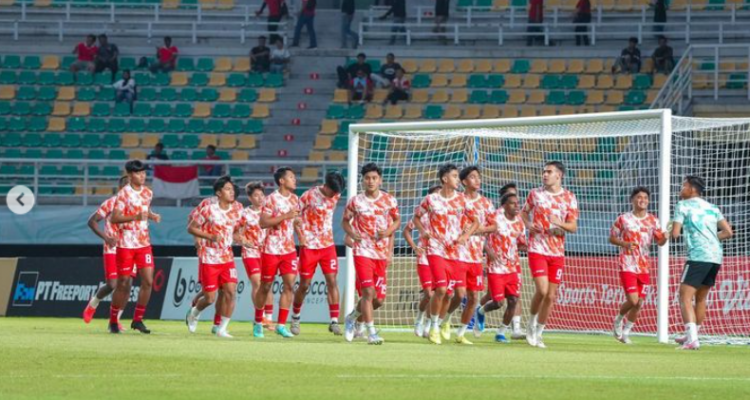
[681,261,721,289]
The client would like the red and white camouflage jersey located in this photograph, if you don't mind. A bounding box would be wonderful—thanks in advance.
[299,186,341,250]
[487,212,526,274]
[95,195,119,255]
[262,190,300,255]
[522,187,579,257]
[239,207,266,259]
[114,184,153,249]
[460,194,496,264]
[190,197,243,223]
[193,202,242,265]
[344,191,400,260]
[416,192,474,261]
[406,206,430,266]
[610,212,662,274]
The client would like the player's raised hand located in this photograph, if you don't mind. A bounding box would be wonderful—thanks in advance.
[149,212,161,223]
[529,223,544,235]
[284,209,299,220]
[104,235,118,247]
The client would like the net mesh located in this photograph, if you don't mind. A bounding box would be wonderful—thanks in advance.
[349,113,750,344]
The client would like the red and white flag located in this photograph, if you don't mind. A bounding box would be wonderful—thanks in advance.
[152,165,200,199]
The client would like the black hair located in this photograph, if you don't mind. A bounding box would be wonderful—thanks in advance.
[155,142,164,149]
[386,53,395,58]
[499,182,517,197]
[245,181,265,197]
[427,185,441,195]
[459,166,480,182]
[259,35,267,40]
[125,160,146,173]
[213,175,234,194]
[360,162,381,177]
[274,167,294,186]
[657,35,667,42]
[629,37,638,44]
[357,53,366,59]
[685,175,706,196]
[207,144,217,151]
[118,175,129,186]
[630,186,651,200]
[276,37,284,44]
[438,163,458,183]
[164,36,172,42]
[500,193,518,206]
[325,171,345,194]
[87,34,96,41]
[545,161,566,176]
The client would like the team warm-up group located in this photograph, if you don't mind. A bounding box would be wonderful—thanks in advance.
[83,159,733,349]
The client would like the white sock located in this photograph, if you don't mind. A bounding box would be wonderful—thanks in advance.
[512,316,521,331]
[349,310,361,320]
[497,324,509,336]
[424,319,432,332]
[530,314,538,330]
[430,314,439,325]
[366,322,377,336]
[117,309,124,322]
[292,313,301,319]
[536,323,546,337]
[190,306,201,319]
[623,321,635,336]
[696,324,702,334]
[416,311,426,325]
[437,318,443,327]
[331,317,339,323]
[457,324,468,337]
[443,309,455,324]
[615,314,624,325]
[89,296,100,309]
[477,306,486,315]
[219,316,231,332]
[685,322,698,343]
[265,313,272,320]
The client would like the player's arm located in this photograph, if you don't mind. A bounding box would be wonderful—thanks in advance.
[341,208,362,242]
[475,221,497,235]
[380,214,401,239]
[520,207,541,235]
[717,219,734,241]
[403,223,422,255]
[110,207,147,224]
[609,234,636,251]
[148,209,161,223]
[670,221,682,240]
[386,234,395,265]
[87,212,117,248]
[293,218,307,247]
[187,219,218,243]
[550,215,577,234]
[457,214,478,246]
[484,241,497,262]
[260,208,297,229]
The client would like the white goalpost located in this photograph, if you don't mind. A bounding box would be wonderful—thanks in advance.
[344,110,750,344]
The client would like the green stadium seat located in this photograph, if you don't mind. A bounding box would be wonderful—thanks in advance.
[213,104,231,118]
[60,56,76,69]
[162,134,181,148]
[633,74,653,90]
[238,89,258,102]
[2,55,21,69]
[186,119,206,133]
[46,149,65,159]
[196,58,214,72]
[95,73,112,86]
[60,165,80,176]
[138,87,157,101]
[145,119,165,133]
[547,91,567,105]
[108,118,127,133]
[94,87,113,102]
[0,165,16,175]
[425,105,443,119]
[133,103,152,117]
[92,103,111,117]
[567,90,586,106]
[331,136,348,151]
[265,73,284,88]
[76,72,94,86]
[153,103,173,118]
[109,150,127,160]
[0,71,17,85]
[113,102,131,117]
[102,134,121,148]
[81,134,101,148]
[326,105,346,119]
[167,119,187,133]
[128,119,146,133]
[206,119,225,134]
[3,133,22,147]
[22,56,41,70]
[4,148,23,158]
[22,133,42,147]
[246,74,264,87]
[560,75,579,90]
[18,71,37,85]
[487,74,505,88]
[102,166,121,176]
[198,88,218,102]
[232,104,251,118]
[88,149,107,159]
[726,73,747,89]
[347,105,365,119]
[134,72,153,86]
[707,0,726,10]
[87,166,102,176]
[246,120,264,134]
[16,87,36,101]
[24,149,43,159]
[190,73,209,86]
[32,103,52,116]
[180,88,198,102]
[28,117,47,132]
[0,102,10,115]
[61,134,81,147]
[159,88,178,101]
[624,91,646,105]
[227,74,246,87]
[120,57,137,70]
[88,118,107,133]
[12,102,31,116]
[56,71,75,86]
[468,75,487,88]
[181,135,200,148]
[76,87,96,101]
[38,71,57,86]
[511,59,530,74]
[469,90,489,104]
[171,150,188,160]
[8,117,26,132]
[43,133,62,147]
[411,74,431,88]
[152,73,170,86]
[490,90,509,104]
[174,103,193,118]
[226,120,244,134]
[177,58,195,71]
[541,75,561,89]
[40,165,59,176]
[66,149,85,159]
[38,87,57,101]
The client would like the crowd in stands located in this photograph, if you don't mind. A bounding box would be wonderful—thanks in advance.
[336,52,411,106]
[613,36,674,74]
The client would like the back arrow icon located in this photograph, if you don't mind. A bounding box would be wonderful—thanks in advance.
[17,192,25,207]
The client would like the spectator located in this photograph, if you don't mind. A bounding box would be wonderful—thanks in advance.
[150,36,179,74]
[434,0,450,44]
[202,145,223,176]
[340,0,359,49]
[70,34,98,73]
[292,0,318,49]
[653,0,667,35]
[574,0,591,46]
[385,68,410,105]
[652,36,675,74]
[113,69,136,113]
[349,70,374,105]
[337,52,372,89]
[94,34,119,82]
[380,0,406,45]
[147,143,169,163]
[527,0,544,46]
[613,37,642,74]
[256,0,285,45]
[372,53,401,88]
[270,38,291,74]
[251,36,271,73]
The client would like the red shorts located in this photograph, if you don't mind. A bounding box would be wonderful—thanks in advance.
[488,273,520,302]
[620,271,650,299]
[427,255,466,289]
[200,261,238,292]
[242,257,262,277]
[464,262,484,292]
[528,252,565,284]
[299,246,339,280]
[417,264,433,290]
[116,246,154,277]
[197,259,203,284]
[104,254,118,280]
[354,256,387,300]
[261,252,298,283]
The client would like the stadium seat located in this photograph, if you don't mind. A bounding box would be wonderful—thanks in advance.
[457,60,474,73]
[605,91,624,105]
[431,74,449,88]
[449,75,468,88]
[597,75,614,89]
[174,103,193,118]
[404,105,422,119]
[365,104,383,119]
[615,75,633,89]
[451,89,468,103]
[237,135,257,149]
[214,57,232,72]
[251,104,270,118]
[208,73,226,87]
[17,86,36,101]
[32,103,52,116]
[233,104,251,118]
[438,60,455,73]
[470,90,489,104]
[384,104,403,119]
[258,89,276,103]
[238,89,257,103]
[549,60,566,74]
[0,86,14,100]
[482,105,501,118]
[411,74,431,88]
[443,105,462,119]
[578,75,595,89]
[586,59,605,74]
[71,102,91,117]
[511,60,530,74]
[419,59,438,73]
[527,90,545,104]
[233,58,251,73]
[219,88,237,102]
[411,89,429,103]
[91,103,110,117]
[530,60,548,74]
[193,103,211,118]
[247,74,264,87]
[508,90,526,104]
[524,75,541,88]
[171,72,188,86]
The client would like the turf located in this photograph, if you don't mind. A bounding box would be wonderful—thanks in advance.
[0,318,749,400]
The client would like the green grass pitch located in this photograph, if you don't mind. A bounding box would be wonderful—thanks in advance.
[0,318,749,399]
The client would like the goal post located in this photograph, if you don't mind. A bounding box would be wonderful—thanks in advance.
[344,110,750,344]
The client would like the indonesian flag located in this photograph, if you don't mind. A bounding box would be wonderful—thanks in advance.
[152,165,200,199]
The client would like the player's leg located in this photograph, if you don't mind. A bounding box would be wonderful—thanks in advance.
[324,272,342,334]
[275,270,297,338]
[679,283,699,347]
[291,248,316,335]
[359,286,379,344]
[215,274,237,339]
[462,263,483,336]
[451,286,472,344]
[527,253,549,342]
[511,280,524,339]
[264,291,275,329]
[109,248,135,333]
[415,264,433,336]
[496,295,518,343]
[84,254,119,323]
[130,247,154,333]
[693,263,720,338]
[364,261,387,344]
[253,254,277,338]
[615,272,638,340]
[211,289,224,334]
[427,256,449,344]
[677,261,712,349]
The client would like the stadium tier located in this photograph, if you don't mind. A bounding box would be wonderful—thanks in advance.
[0,0,235,9]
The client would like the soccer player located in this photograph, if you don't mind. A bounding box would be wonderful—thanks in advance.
[404,185,441,338]
[444,166,495,344]
[670,176,733,350]
[83,175,130,327]
[521,161,578,348]
[477,192,526,343]
[186,176,244,338]
[342,163,401,345]
[109,160,161,334]
[609,186,668,344]
[291,171,345,336]
[239,182,275,336]
[414,163,476,345]
[255,167,300,338]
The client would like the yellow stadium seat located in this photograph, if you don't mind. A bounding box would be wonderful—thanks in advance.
[449,74,467,88]
[431,74,449,87]
[94,186,114,196]
[199,0,217,10]
[171,72,188,86]
[456,60,474,74]
[251,104,270,118]
[319,119,338,135]
[539,106,557,116]
[524,74,541,88]
[577,169,595,184]
[308,151,325,162]
[559,105,577,115]
[492,0,510,10]
[162,0,179,9]
[328,151,346,162]
[384,104,403,119]
[365,104,384,119]
[411,89,429,103]
[141,134,159,148]
[508,90,526,104]
[314,136,333,150]
[193,103,211,118]
[199,134,218,148]
[475,59,492,74]
[232,151,249,161]
[237,135,257,149]
[669,0,688,10]
[530,60,548,74]
[373,89,388,103]
[258,89,276,102]
[75,186,91,196]
[451,89,468,103]
[404,105,422,119]
[41,56,59,70]
[219,88,236,102]
[599,0,616,10]
[504,74,522,88]
[234,58,251,72]
[605,91,624,105]
[615,75,633,89]
[219,135,237,149]
[578,75,595,89]
[568,59,585,73]
[208,73,226,87]
[0,86,15,100]
[48,118,66,132]
[502,106,519,118]
[129,150,147,160]
[333,89,349,103]
[216,0,233,9]
[301,167,319,182]
[431,90,450,103]
[520,106,537,117]
[34,0,52,7]
[597,105,617,113]
[51,102,70,116]
[548,60,566,74]
[443,106,462,119]
[462,105,481,119]
[482,105,501,119]
[643,58,654,73]
[585,59,605,74]
[438,59,455,73]
[586,90,604,105]
[121,134,140,148]
[597,75,614,89]
[72,102,90,117]
[419,59,438,73]
[494,60,511,73]
[527,90,545,104]
[402,59,418,74]
[215,57,232,72]
[646,90,658,104]
[57,87,75,101]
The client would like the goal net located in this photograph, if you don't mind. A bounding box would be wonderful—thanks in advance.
[344,110,750,344]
